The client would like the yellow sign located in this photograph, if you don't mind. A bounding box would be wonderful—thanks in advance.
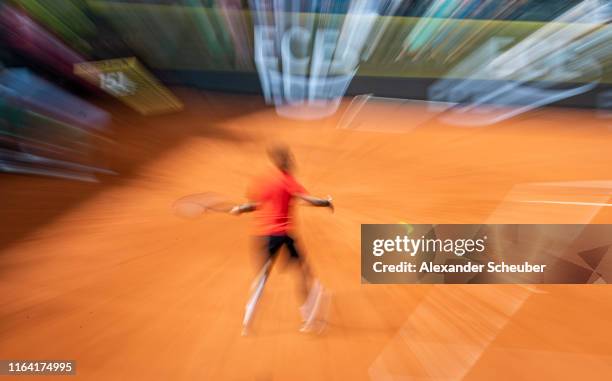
[75,58,183,115]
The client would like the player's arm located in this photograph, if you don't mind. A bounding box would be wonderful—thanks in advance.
[229,202,259,215]
[297,194,334,212]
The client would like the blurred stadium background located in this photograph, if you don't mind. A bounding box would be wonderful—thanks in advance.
[0,1,611,380]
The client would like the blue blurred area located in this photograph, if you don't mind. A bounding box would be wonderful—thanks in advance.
[0,68,112,181]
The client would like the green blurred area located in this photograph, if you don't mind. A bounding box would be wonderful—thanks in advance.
[10,0,96,53]
[88,2,612,84]
[10,1,612,84]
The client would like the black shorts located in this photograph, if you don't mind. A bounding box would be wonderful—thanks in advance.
[262,234,301,260]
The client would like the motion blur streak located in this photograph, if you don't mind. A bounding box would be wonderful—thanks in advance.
[0,68,111,182]
[399,0,527,60]
[251,0,402,119]
[217,0,254,69]
[0,3,91,87]
[369,286,533,380]
[431,0,611,126]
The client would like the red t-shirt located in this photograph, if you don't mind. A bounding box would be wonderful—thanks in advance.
[247,170,307,235]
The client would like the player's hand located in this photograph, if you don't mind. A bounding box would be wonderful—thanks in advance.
[326,195,334,213]
[229,205,241,215]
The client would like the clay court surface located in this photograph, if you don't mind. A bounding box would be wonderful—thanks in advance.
[1,91,611,380]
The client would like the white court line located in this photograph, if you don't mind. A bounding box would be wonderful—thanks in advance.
[521,200,612,207]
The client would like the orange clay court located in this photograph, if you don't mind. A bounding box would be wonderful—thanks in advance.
[1,92,611,380]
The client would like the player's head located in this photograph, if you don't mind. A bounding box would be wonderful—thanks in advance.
[267,144,294,173]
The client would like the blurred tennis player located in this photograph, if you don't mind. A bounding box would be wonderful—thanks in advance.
[229,145,333,335]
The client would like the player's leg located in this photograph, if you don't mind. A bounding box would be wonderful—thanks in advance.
[242,236,282,335]
[285,236,313,300]
[284,236,323,329]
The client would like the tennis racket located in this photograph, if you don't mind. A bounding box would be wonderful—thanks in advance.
[172,192,239,219]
